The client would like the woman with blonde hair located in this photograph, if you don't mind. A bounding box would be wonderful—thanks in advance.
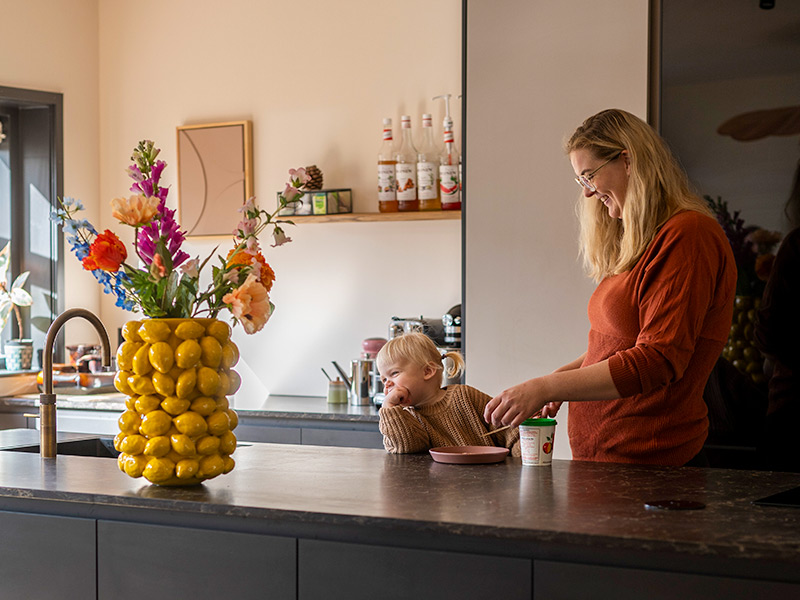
[485,109,737,466]
[377,332,519,455]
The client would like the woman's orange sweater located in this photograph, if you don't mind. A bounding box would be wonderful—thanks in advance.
[569,211,736,465]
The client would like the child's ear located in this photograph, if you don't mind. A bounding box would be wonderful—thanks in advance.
[422,362,440,381]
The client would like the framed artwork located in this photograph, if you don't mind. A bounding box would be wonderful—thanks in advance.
[176,120,253,236]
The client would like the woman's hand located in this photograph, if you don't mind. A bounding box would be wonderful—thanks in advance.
[484,378,550,429]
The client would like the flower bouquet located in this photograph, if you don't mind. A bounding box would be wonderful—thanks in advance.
[705,195,782,386]
[53,140,310,334]
[705,195,781,297]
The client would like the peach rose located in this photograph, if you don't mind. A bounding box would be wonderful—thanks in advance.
[222,274,273,334]
[111,194,160,227]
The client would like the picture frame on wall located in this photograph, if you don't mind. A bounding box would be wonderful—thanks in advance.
[176,120,253,237]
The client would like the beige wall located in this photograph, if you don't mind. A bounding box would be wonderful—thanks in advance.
[464,0,649,459]
[0,0,101,343]
[96,0,462,398]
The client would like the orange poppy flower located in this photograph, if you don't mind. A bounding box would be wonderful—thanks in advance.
[82,230,127,272]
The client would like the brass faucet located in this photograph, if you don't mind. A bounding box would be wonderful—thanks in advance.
[39,308,112,458]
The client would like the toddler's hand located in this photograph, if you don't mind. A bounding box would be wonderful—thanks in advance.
[382,385,411,408]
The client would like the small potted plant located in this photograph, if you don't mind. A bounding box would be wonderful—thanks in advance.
[0,242,34,371]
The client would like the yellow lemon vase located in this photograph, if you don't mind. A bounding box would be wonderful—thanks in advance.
[113,318,241,486]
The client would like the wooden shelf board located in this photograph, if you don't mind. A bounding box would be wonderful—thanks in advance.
[281,210,461,224]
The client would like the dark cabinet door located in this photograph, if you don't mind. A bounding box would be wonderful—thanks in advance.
[0,510,96,599]
[299,538,532,600]
[98,520,296,600]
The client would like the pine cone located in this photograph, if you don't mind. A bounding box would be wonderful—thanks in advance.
[305,165,324,190]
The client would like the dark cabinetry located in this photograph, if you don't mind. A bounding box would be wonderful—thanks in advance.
[97,521,296,600]
[299,539,531,600]
[0,511,95,599]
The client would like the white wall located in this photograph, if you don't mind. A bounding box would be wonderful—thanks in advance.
[464,0,649,459]
[92,0,462,399]
[663,73,800,235]
[0,0,102,344]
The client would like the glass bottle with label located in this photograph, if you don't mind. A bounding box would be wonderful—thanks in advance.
[395,115,419,211]
[416,113,441,211]
[439,114,461,210]
[378,118,398,212]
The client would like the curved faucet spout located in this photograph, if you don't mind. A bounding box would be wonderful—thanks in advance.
[39,308,112,459]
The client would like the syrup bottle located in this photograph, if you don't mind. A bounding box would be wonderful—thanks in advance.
[434,94,461,211]
[416,113,441,211]
[395,115,419,211]
[377,117,398,212]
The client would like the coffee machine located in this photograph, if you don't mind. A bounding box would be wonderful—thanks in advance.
[387,305,463,386]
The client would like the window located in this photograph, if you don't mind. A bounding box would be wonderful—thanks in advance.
[0,86,63,364]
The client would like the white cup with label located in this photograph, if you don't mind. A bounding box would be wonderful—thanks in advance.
[519,418,557,466]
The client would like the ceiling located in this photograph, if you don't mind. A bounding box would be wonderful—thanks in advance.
[661,0,800,85]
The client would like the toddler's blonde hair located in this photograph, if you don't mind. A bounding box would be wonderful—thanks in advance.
[376,332,464,380]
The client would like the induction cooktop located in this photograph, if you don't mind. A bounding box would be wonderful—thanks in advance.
[753,486,800,508]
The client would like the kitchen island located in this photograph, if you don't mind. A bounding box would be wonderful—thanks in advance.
[1,429,800,599]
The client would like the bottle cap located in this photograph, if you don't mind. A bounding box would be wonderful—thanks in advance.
[383,117,392,125]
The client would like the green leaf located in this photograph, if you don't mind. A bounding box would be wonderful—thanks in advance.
[10,271,30,291]
[10,288,32,307]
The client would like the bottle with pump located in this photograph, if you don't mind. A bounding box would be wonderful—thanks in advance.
[416,113,441,211]
[434,94,461,211]
[395,115,419,211]
[378,117,398,212]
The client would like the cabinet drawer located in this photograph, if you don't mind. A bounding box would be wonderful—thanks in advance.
[300,538,531,600]
[98,520,296,600]
[0,510,95,599]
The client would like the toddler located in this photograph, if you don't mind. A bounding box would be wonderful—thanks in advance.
[377,332,520,455]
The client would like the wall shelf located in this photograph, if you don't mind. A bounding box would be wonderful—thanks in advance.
[283,210,461,224]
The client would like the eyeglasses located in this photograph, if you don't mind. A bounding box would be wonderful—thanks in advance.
[574,151,622,193]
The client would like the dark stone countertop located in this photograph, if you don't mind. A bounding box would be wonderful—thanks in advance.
[0,393,380,422]
[1,429,800,582]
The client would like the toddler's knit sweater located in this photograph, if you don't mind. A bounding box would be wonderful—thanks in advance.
[379,384,521,456]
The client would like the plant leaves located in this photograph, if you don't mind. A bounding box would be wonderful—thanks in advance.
[10,288,32,307]
[10,271,30,292]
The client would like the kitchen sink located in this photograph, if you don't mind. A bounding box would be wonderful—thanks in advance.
[4,437,119,458]
[2,437,252,458]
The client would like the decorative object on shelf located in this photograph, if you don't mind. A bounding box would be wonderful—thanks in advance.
[176,121,254,237]
[114,317,240,485]
[0,241,34,371]
[706,195,782,297]
[304,164,324,190]
[279,188,352,216]
[706,195,782,385]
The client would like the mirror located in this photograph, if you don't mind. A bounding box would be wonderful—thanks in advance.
[658,0,800,235]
